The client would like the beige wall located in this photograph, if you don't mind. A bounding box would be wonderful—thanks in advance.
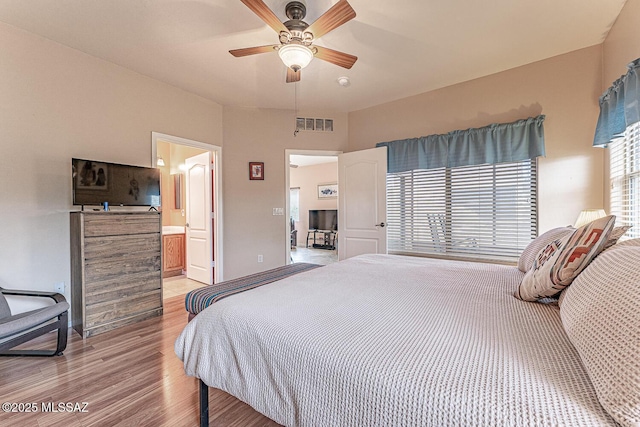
[0,22,222,313]
[290,161,339,245]
[603,0,640,85]
[348,46,605,232]
[223,107,347,279]
[602,0,640,209]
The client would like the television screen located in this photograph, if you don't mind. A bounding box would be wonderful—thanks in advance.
[72,158,161,207]
[309,209,338,231]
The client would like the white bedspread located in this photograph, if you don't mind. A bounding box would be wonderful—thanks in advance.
[175,254,616,426]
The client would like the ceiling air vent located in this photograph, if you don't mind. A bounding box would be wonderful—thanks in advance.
[296,117,333,132]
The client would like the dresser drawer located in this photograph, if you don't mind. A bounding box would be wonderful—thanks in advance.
[84,214,160,237]
[84,271,161,305]
[85,289,162,328]
[84,233,160,260]
[84,254,161,283]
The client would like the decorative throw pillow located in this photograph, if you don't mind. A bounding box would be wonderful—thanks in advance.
[515,215,616,301]
[517,226,575,273]
[560,246,640,426]
[603,225,632,250]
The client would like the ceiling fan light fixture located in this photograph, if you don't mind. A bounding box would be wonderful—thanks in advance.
[337,76,351,87]
[278,44,314,71]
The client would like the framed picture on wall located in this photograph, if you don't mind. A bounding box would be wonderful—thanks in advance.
[318,183,338,199]
[249,162,264,180]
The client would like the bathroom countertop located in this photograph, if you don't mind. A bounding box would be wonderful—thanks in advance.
[162,225,185,235]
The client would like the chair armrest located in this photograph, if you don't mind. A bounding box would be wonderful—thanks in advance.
[0,287,67,304]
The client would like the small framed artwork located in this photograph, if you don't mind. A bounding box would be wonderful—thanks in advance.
[318,183,338,199]
[296,117,305,130]
[324,119,333,132]
[315,118,324,131]
[305,118,315,130]
[249,162,264,180]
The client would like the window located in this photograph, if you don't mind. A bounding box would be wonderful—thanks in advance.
[609,121,640,239]
[387,159,537,262]
[290,187,300,222]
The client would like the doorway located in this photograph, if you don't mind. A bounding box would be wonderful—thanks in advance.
[152,133,223,298]
[286,149,341,265]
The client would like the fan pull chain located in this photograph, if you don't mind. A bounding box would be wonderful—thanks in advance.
[294,82,299,137]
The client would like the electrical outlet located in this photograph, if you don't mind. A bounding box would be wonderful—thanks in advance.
[54,282,65,293]
[257,255,263,263]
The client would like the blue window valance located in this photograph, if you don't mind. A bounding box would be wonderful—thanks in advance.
[376,115,546,173]
[593,58,640,147]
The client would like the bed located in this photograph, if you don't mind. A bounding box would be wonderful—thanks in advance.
[175,239,640,426]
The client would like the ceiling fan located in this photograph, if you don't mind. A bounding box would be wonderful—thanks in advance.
[230,0,358,83]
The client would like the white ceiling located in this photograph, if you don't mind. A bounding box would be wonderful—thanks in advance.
[0,0,627,112]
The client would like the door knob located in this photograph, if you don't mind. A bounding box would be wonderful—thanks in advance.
[375,222,386,228]
[186,223,190,228]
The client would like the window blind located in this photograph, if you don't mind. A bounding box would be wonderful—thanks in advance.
[387,159,538,262]
[609,121,640,239]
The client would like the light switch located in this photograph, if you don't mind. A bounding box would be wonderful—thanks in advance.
[273,208,284,216]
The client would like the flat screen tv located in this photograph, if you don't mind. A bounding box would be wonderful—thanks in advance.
[72,158,161,207]
[309,209,338,231]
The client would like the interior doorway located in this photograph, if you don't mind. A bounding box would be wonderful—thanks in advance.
[286,149,341,265]
[152,133,222,297]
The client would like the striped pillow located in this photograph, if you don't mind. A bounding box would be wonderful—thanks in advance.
[515,215,616,301]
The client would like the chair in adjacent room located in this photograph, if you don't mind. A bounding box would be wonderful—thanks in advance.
[0,287,69,356]
[290,217,298,249]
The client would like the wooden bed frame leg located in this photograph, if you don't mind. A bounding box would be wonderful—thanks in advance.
[199,379,209,427]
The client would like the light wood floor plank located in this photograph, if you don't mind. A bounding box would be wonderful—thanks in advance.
[0,295,281,426]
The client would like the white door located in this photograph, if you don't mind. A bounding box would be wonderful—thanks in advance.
[338,147,387,260]
[185,152,212,284]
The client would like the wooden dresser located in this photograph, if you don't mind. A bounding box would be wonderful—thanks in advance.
[70,211,163,338]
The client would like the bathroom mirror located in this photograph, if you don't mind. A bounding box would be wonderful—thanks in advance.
[173,174,183,209]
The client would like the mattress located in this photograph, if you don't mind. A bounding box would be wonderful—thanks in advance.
[175,254,616,426]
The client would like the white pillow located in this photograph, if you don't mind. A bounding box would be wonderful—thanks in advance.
[560,246,640,426]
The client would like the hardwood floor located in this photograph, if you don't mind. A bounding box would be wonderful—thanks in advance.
[0,295,281,427]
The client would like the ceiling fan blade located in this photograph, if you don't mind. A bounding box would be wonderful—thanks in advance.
[306,0,356,40]
[314,46,357,69]
[286,67,301,83]
[229,45,278,57]
[240,0,289,34]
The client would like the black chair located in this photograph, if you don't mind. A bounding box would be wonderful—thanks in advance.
[290,218,298,249]
[0,287,69,356]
